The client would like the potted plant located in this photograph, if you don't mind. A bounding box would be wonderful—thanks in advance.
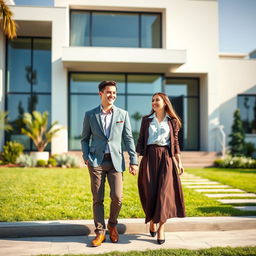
[21,111,62,161]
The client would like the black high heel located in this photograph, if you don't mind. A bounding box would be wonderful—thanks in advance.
[157,235,165,244]
[149,221,157,237]
[157,229,165,244]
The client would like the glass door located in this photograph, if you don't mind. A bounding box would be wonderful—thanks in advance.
[165,78,199,151]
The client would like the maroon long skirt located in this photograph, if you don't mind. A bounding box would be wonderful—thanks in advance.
[138,145,186,223]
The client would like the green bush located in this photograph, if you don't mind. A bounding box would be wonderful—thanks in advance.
[214,155,256,168]
[0,160,3,165]
[37,159,47,167]
[54,154,80,168]
[244,142,256,158]
[48,158,57,167]
[17,154,37,167]
[2,141,24,164]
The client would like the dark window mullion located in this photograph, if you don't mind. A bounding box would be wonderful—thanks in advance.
[138,13,141,48]
[90,11,93,46]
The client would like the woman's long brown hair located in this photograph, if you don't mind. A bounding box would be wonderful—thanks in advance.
[147,92,182,128]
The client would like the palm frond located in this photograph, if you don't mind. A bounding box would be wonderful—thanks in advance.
[0,0,17,39]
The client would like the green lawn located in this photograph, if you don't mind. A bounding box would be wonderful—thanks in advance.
[37,247,256,256]
[186,168,256,193]
[0,167,255,222]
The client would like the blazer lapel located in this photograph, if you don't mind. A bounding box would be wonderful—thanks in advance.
[95,105,105,136]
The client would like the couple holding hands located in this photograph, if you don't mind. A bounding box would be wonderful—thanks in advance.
[81,80,185,247]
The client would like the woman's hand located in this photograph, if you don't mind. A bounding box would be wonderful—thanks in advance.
[178,163,184,175]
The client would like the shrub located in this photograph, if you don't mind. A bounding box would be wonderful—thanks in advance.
[0,160,3,165]
[214,155,256,168]
[2,141,24,164]
[244,142,256,158]
[48,158,57,167]
[54,154,80,168]
[228,109,245,156]
[37,159,47,167]
[17,154,37,167]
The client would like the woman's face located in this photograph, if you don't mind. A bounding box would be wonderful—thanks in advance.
[152,95,166,111]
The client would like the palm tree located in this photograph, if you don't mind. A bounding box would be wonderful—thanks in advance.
[0,111,12,131]
[0,0,17,39]
[21,111,62,152]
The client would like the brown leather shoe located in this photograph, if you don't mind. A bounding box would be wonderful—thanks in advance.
[107,224,119,243]
[91,233,106,247]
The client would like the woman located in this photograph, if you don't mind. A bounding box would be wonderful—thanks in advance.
[136,92,186,244]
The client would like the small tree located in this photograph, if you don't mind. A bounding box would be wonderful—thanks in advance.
[228,109,245,156]
[21,111,62,152]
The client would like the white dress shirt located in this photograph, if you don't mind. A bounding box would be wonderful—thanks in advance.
[147,113,170,146]
[100,105,113,153]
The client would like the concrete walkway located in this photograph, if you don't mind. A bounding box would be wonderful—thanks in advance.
[0,229,255,256]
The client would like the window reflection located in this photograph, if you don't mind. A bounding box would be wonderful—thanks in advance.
[92,12,139,47]
[6,38,51,150]
[70,73,125,93]
[141,14,161,48]
[70,11,162,48]
[166,79,199,150]
[70,11,90,46]
[7,38,31,92]
[127,75,162,94]
[238,95,256,134]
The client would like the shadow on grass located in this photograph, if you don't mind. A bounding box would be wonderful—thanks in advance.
[197,206,256,216]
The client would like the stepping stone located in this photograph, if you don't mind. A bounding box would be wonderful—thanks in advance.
[181,179,210,182]
[195,189,244,192]
[234,206,256,211]
[182,181,220,185]
[218,199,256,204]
[186,185,230,188]
[205,193,256,198]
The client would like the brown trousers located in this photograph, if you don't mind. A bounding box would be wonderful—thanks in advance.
[88,157,123,234]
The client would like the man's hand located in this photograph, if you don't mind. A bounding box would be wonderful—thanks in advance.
[129,165,138,176]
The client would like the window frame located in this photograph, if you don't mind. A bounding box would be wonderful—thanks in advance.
[69,10,162,48]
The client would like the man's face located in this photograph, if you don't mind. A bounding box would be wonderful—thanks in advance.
[99,85,117,106]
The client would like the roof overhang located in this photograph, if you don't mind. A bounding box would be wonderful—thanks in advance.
[62,47,186,74]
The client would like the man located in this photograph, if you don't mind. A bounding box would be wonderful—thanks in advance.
[81,80,138,247]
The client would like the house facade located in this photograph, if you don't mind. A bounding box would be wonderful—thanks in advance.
[0,0,256,154]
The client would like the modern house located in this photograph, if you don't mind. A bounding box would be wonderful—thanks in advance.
[0,0,256,165]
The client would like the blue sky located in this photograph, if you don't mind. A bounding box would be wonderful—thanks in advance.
[14,0,256,54]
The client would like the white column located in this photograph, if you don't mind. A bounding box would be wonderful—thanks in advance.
[51,7,69,154]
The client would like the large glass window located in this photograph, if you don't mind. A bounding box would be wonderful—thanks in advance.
[166,78,200,151]
[69,73,163,150]
[70,10,162,48]
[238,95,256,134]
[5,37,51,150]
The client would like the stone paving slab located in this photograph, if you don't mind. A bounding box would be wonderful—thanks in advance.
[234,206,256,211]
[186,185,231,188]
[182,181,220,185]
[205,193,256,198]
[0,229,255,256]
[195,189,244,192]
[218,199,256,204]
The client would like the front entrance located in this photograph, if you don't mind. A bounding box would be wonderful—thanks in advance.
[166,78,199,151]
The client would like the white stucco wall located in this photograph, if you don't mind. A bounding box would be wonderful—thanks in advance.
[218,58,256,147]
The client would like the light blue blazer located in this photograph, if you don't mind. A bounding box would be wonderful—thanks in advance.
[81,105,138,172]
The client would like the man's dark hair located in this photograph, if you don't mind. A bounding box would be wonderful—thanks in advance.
[98,80,117,92]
